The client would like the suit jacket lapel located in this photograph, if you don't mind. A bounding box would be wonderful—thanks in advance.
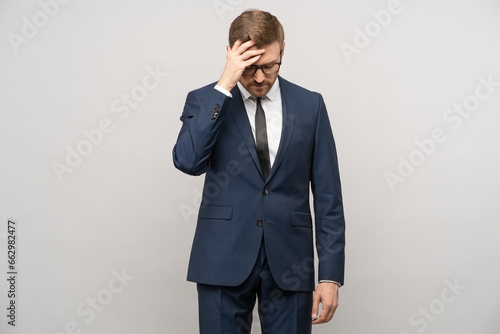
[266,76,296,182]
[228,86,265,178]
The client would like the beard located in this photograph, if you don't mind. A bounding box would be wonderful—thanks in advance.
[246,79,274,97]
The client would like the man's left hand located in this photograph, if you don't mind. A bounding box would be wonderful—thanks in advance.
[311,282,339,324]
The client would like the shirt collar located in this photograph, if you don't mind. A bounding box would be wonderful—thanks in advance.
[237,78,280,102]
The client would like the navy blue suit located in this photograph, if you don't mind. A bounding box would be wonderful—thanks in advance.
[173,76,345,332]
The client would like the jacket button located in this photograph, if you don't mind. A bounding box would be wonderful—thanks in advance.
[256,220,264,227]
[210,104,221,120]
[262,188,269,196]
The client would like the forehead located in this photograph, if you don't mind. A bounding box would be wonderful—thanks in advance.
[248,41,281,63]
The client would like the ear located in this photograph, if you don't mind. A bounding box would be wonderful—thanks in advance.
[281,41,286,59]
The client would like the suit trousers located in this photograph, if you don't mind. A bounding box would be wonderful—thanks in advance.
[197,236,313,334]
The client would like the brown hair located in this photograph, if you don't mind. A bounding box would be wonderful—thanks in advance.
[228,9,285,48]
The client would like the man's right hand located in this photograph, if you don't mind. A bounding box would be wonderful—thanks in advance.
[216,39,265,92]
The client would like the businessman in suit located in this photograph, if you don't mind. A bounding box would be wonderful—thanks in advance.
[173,9,345,334]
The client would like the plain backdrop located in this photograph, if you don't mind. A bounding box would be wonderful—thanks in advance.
[1,0,499,333]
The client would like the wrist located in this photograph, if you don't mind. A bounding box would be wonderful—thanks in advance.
[216,79,235,92]
[319,280,341,288]
[217,71,240,92]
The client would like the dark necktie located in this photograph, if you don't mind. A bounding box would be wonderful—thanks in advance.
[255,97,271,179]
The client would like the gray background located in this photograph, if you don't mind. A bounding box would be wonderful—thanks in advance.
[1,0,499,333]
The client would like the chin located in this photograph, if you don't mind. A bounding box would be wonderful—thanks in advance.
[250,85,269,96]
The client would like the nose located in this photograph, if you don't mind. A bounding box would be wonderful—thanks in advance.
[254,68,265,83]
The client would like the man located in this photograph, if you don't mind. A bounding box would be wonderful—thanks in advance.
[173,9,345,334]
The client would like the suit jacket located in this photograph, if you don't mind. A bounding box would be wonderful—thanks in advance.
[173,76,345,291]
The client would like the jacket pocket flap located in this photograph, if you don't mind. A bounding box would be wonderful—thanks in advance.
[198,206,233,220]
[291,212,312,228]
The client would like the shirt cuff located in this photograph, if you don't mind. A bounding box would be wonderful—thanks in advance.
[319,280,341,288]
[214,85,232,98]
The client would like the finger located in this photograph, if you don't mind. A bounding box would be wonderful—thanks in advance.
[312,312,325,324]
[229,39,251,56]
[226,40,241,55]
[229,42,263,60]
[241,50,265,62]
[324,303,335,322]
[311,292,321,320]
[314,304,329,324]
[328,289,339,321]
[312,307,332,324]
[238,39,257,51]
[244,47,265,56]
[233,39,243,50]
[312,316,323,325]
[313,301,337,324]
[236,40,265,58]
[244,55,262,68]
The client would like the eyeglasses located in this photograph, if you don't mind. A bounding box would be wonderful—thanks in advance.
[242,62,282,76]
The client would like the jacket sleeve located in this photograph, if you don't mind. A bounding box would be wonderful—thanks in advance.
[310,94,346,285]
[172,87,230,176]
